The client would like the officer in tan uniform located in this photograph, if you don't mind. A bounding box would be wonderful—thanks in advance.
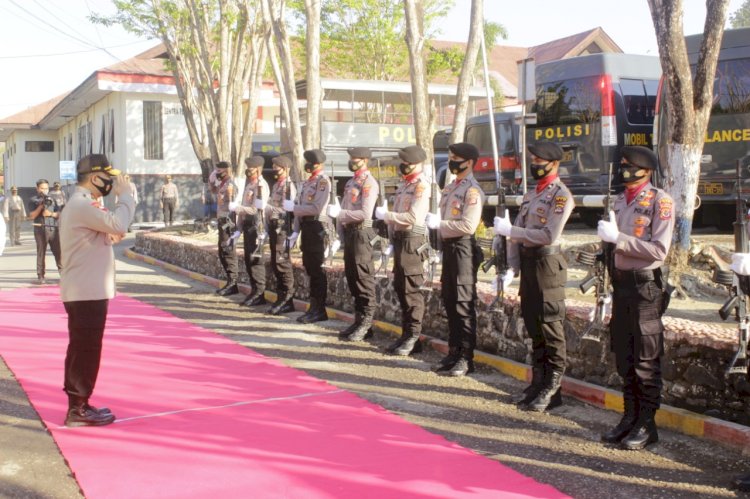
[211,161,240,296]
[284,149,331,324]
[376,145,431,356]
[265,156,297,315]
[160,175,179,226]
[232,156,270,307]
[327,147,380,341]
[3,186,26,245]
[426,143,485,376]
[494,141,574,411]
[597,145,674,450]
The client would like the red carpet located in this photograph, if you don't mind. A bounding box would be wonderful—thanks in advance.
[0,287,567,498]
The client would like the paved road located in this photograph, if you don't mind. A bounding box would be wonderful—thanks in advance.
[1,229,749,498]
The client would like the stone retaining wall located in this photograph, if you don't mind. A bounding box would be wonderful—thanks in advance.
[134,230,750,424]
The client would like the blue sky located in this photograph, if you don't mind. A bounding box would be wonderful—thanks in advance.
[0,0,745,118]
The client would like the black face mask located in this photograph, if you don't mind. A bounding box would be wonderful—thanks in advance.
[399,163,416,176]
[304,163,315,173]
[530,162,552,181]
[93,175,113,197]
[448,159,469,175]
[619,164,646,184]
[348,160,363,172]
[272,169,284,180]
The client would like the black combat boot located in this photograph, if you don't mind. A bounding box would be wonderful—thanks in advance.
[339,312,361,339]
[65,396,115,427]
[601,398,638,443]
[245,290,267,306]
[526,369,564,412]
[268,294,295,315]
[216,281,239,296]
[620,407,658,450]
[392,332,423,356]
[385,335,406,354]
[432,347,461,372]
[296,299,315,323]
[345,310,374,341]
[240,287,258,306]
[298,298,328,324]
[514,365,545,409]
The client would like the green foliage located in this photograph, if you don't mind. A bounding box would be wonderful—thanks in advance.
[730,0,750,28]
[426,45,464,78]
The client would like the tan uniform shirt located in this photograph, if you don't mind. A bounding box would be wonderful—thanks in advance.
[215,178,237,218]
[508,177,574,270]
[612,182,674,270]
[293,173,330,232]
[236,176,270,225]
[339,169,378,226]
[438,173,484,239]
[265,177,297,224]
[160,182,179,201]
[384,175,431,234]
[59,186,135,302]
[3,195,26,218]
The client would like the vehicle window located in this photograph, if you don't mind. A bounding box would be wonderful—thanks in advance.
[620,78,657,125]
[465,122,513,154]
[711,58,750,115]
[532,76,600,126]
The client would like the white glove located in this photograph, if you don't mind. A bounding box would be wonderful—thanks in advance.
[597,210,619,243]
[383,244,393,256]
[375,203,388,220]
[283,199,295,212]
[223,230,241,247]
[286,231,299,249]
[254,198,267,210]
[731,253,750,276]
[425,212,441,229]
[327,198,341,218]
[502,268,515,289]
[324,239,341,258]
[493,212,512,237]
[588,294,613,321]
[228,201,239,213]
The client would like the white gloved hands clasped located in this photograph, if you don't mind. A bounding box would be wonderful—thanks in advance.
[375,202,388,220]
[597,210,620,243]
[425,212,441,230]
[493,212,512,237]
[283,199,295,212]
[731,253,750,276]
[327,198,341,218]
[286,231,299,249]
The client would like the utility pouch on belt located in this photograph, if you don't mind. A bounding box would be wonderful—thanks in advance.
[656,266,674,315]
[471,239,484,274]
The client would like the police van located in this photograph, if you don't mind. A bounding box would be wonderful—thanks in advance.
[653,27,750,229]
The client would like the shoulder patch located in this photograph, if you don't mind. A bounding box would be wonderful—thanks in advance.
[415,183,425,198]
[659,197,673,220]
[467,187,480,205]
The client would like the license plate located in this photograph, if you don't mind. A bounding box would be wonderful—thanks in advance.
[698,182,723,195]
[561,150,574,162]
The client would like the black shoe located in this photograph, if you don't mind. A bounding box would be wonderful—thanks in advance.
[385,336,407,354]
[620,419,658,450]
[392,335,422,356]
[601,400,638,444]
[85,403,112,416]
[339,312,361,339]
[345,315,374,341]
[243,292,267,307]
[443,358,474,377]
[514,366,546,409]
[432,351,461,372]
[268,297,294,315]
[240,293,256,306]
[217,283,239,296]
[525,370,564,412]
[298,307,328,324]
[65,406,116,427]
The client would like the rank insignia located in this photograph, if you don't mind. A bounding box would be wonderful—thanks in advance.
[539,217,547,224]
[537,207,546,215]
[467,188,480,205]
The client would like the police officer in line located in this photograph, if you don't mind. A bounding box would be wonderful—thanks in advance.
[231,156,269,307]
[3,186,26,245]
[28,178,63,285]
[426,143,485,376]
[264,156,297,315]
[327,147,380,341]
[284,149,332,324]
[493,141,574,411]
[375,145,431,356]
[211,161,240,296]
[597,145,674,450]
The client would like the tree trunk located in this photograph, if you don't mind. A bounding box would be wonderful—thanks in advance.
[403,0,434,166]
[450,0,483,144]
[303,0,322,150]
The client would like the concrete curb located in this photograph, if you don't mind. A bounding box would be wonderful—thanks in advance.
[124,247,750,454]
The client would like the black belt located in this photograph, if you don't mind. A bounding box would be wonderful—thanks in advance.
[613,268,656,286]
[520,245,560,257]
[300,215,329,223]
[392,230,425,240]
[344,220,373,231]
[443,235,472,245]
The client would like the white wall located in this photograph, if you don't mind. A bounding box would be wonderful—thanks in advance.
[5,129,59,188]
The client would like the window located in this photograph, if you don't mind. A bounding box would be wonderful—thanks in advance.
[620,78,657,125]
[109,109,115,153]
[25,141,54,152]
[100,114,106,154]
[143,101,163,160]
[67,133,73,160]
[710,58,750,115]
[465,122,514,155]
[532,76,601,126]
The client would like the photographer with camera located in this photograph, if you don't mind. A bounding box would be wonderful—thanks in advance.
[27,179,62,284]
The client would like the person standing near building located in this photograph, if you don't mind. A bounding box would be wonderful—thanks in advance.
[426,143,484,376]
[375,145,431,356]
[28,179,63,285]
[284,149,331,324]
[327,147,379,341]
[59,153,134,426]
[211,162,240,296]
[493,141,574,411]
[265,156,296,315]
[232,156,269,307]
[160,175,179,226]
[3,186,26,245]
[597,145,674,450]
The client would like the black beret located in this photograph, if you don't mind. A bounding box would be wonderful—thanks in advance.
[347,147,371,159]
[245,156,265,168]
[448,142,479,161]
[77,154,121,176]
[303,149,326,164]
[621,146,657,170]
[216,161,231,170]
[398,145,427,164]
[272,156,292,168]
[528,141,563,161]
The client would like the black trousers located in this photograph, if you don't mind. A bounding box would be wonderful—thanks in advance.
[217,216,238,282]
[34,226,61,278]
[300,220,327,299]
[441,237,478,359]
[241,218,266,292]
[519,252,568,373]
[610,276,665,410]
[343,226,376,313]
[63,300,109,402]
[268,220,294,296]
[163,198,176,225]
[393,234,425,337]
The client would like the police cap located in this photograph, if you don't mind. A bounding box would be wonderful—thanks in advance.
[10,186,17,192]
[528,141,563,162]
[448,142,479,161]
[272,156,292,169]
[216,161,231,170]
[77,154,121,176]
[303,149,326,164]
[621,146,658,170]
[347,147,371,159]
[245,156,265,168]
[398,145,427,165]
